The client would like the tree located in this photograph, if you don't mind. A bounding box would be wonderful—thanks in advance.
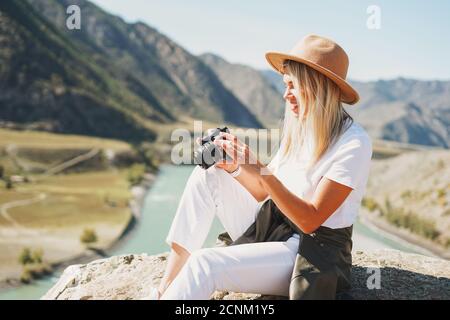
[80,228,98,247]
[18,248,33,265]
[127,163,146,186]
[31,248,43,264]
[5,177,13,189]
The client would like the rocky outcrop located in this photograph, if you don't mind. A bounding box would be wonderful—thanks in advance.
[42,249,450,300]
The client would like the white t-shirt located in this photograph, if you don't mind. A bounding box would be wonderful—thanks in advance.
[269,121,373,229]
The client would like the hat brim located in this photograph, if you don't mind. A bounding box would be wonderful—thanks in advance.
[265,51,359,105]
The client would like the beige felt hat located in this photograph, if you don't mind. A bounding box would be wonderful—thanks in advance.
[265,34,359,105]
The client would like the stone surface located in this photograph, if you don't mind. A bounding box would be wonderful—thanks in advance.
[42,249,450,300]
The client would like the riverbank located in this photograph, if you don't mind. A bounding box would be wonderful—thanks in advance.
[103,173,156,254]
[360,210,449,260]
[364,149,450,259]
[0,171,157,292]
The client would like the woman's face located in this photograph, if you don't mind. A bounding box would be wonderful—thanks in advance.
[283,74,300,117]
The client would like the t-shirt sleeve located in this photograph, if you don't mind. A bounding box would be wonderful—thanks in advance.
[323,135,373,189]
[267,150,281,174]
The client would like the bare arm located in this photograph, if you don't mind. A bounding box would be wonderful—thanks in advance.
[215,132,353,234]
[258,172,352,233]
[212,134,268,201]
[215,160,268,202]
[234,167,268,202]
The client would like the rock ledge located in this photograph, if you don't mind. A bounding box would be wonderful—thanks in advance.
[42,249,450,300]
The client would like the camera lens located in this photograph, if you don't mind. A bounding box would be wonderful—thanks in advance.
[194,142,223,169]
[193,127,229,169]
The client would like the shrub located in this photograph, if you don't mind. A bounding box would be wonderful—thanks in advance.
[18,248,45,265]
[18,248,34,265]
[31,248,43,264]
[20,269,32,283]
[444,238,450,248]
[383,205,440,241]
[20,263,52,283]
[400,190,412,199]
[5,177,13,189]
[80,228,98,246]
[362,197,379,212]
[18,248,50,283]
[435,188,448,207]
[127,163,146,186]
[136,144,161,172]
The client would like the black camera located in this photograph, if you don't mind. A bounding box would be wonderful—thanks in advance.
[194,127,231,169]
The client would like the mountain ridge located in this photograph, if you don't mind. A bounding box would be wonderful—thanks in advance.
[199,53,285,128]
[26,0,262,128]
[1,0,448,147]
[261,70,450,148]
[0,0,158,141]
[0,0,263,143]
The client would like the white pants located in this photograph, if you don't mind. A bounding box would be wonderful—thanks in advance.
[161,166,299,300]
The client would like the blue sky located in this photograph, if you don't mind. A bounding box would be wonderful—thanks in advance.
[90,0,450,81]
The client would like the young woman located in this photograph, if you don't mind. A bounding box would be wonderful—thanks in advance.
[151,34,372,300]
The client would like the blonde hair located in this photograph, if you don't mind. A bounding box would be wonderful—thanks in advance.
[276,60,353,170]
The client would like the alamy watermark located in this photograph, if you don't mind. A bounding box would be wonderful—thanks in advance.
[366,267,382,290]
[66,5,81,30]
[169,121,281,170]
[367,5,381,30]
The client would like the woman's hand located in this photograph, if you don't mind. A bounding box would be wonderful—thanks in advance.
[213,132,263,175]
[212,133,239,173]
[195,132,238,173]
[215,160,239,174]
[211,132,269,201]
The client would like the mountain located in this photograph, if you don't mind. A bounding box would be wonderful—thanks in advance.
[262,70,450,148]
[4,0,448,142]
[199,53,284,127]
[0,0,158,141]
[260,70,285,94]
[26,0,262,129]
[349,79,450,148]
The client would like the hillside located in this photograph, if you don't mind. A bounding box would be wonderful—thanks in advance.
[0,1,158,142]
[350,79,450,148]
[200,53,284,127]
[26,0,262,129]
[0,0,262,144]
[363,149,450,256]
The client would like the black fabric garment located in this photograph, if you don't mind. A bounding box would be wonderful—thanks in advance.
[225,198,353,300]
